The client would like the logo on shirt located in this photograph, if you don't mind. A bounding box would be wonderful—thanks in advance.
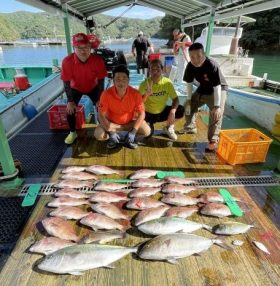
[203,74,209,81]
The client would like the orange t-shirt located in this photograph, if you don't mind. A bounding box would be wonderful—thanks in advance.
[98,85,144,125]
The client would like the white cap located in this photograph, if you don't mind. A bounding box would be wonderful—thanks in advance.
[138,31,143,36]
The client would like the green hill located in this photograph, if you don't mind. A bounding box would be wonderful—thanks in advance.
[0,11,162,41]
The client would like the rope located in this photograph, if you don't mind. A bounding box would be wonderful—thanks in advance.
[0,168,19,181]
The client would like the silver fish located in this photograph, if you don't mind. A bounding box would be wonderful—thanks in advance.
[80,213,126,231]
[49,206,89,220]
[55,180,93,189]
[164,176,197,185]
[161,193,200,206]
[55,188,89,199]
[48,197,90,207]
[62,166,86,174]
[89,192,128,203]
[29,237,76,255]
[232,240,244,246]
[91,203,130,220]
[41,217,79,242]
[200,203,232,217]
[252,240,271,254]
[94,182,128,192]
[79,230,126,244]
[199,191,240,203]
[134,206,170,226]
[138,233,229,263]
[126,197,166,210]
[138,217,212,235]
[213,221,254,235]
[38,244,137,275]
[161,184,196,194]
[165,206,199,218]
[129,187,161,198]
[129,169,158,179]
[132,179,165,188]
[61,172,98,181]
[85,165,122,175]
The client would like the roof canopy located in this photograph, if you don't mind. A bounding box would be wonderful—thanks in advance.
[18,0,280,26]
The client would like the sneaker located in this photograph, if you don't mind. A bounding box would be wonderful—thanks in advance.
[125,142,138,149]
[107,138,117,149]
[178,127,197,134]
[163,126,178,140]
[64,131,77,144]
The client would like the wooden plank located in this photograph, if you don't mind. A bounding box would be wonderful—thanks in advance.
[1,118,280,285]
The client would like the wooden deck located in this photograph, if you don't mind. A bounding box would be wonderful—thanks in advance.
[1,114,280,286]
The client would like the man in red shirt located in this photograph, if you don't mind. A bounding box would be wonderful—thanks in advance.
[61,33,107,144]
[95,65,151,149]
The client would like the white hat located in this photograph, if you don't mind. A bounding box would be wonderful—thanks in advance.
[138,31,143,36]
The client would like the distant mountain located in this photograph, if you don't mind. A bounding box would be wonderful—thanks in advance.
[0,11,162,41]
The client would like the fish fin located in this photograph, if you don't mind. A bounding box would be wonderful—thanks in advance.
[166,258,179,264]
[104,264,115,269]
[69,271,84,275]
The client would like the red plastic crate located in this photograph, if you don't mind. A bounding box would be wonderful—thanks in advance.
[47,104,85,129]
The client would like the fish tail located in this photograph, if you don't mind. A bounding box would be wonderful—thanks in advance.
[213,237,233,250]
[202,224,213,232]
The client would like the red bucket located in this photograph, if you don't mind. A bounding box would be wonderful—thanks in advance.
[14,75,30,90]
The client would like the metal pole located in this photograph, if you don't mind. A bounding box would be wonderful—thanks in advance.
[0,117,16,176]
[205,9,215,56]
[63,4,72,55]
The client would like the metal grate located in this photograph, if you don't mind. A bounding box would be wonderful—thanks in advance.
[19,175,280,196]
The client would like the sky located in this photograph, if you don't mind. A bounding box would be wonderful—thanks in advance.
[0,1,165,19]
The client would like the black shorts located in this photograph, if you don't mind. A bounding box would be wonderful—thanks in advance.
[145,105,184,124]
[71,86,100,105]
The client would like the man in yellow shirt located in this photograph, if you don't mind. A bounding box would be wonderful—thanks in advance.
[139,59,184,140]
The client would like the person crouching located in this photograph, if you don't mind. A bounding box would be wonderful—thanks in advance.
[94,65,151,149]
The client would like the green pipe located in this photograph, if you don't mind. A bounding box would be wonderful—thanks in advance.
[63,5,72,55]
[205,9,215,56]
[0,118,16,176]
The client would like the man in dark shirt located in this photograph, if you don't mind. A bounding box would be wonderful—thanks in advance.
[182,42,228,151]
[131,31,152,74]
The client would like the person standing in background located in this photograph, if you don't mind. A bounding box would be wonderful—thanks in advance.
[181,43,228,152]
[61,33,107,144]
[173,28,192,83]
[132,31,153,75]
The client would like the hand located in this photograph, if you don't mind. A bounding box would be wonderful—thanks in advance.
[109,132,121,144]
[132,51,136,57]
[211,107,222,122]
[66,102,76,115]
[167,109,176,125]
[125,128,137,144]
[146,80,153,97]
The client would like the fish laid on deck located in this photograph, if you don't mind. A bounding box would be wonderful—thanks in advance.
[37,244,137,275]
[134,206,170,226]
[132,179,165,188]
[29,237,76,255]
[161,184,196,194]
[129,187,161,198]
[199,191,240,203]
[164,177,197,185]
[94,181,128,191]
[80,212,126,231]
[85,165,122,175]
[55,180,93,189]
[79,230,126,244]
[126,197,166,210]
[91,203,130,220]
[62,166,86,174]
[200,202,232,217]
[41,217,79,242]
[49,206,89,220]
[164,206,199,218]
[48,197,90,207]
[61,172,98,181]
[212,221,254,235]
[137,217,212,235]
[138,233,230,263]
[54,188,89,199]
[161,193,202,206]
[89,191,128,203]
[129,169,159,179]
